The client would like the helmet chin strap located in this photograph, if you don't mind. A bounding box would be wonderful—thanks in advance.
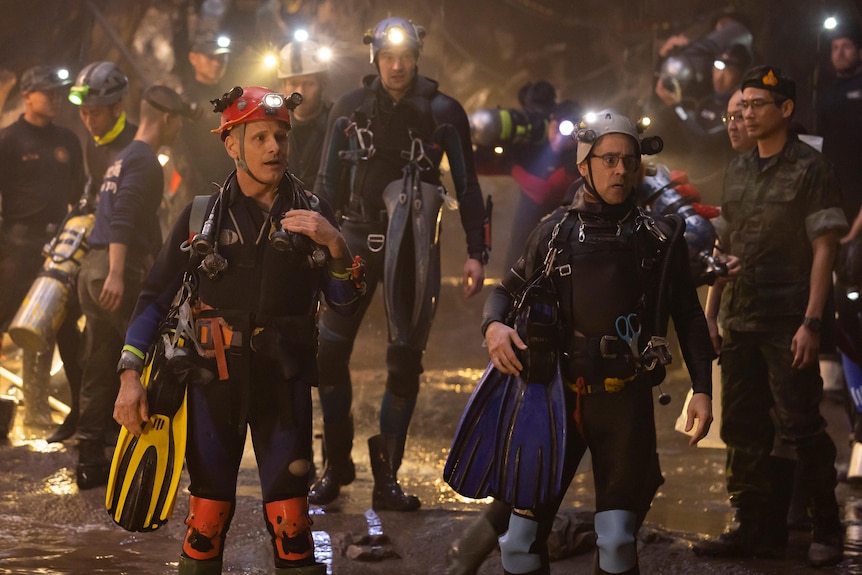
[583,158,611,206]
[234,124,270,185]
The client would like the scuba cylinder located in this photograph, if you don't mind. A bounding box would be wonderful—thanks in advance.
[635,162,722,287]
[8,209,95,351]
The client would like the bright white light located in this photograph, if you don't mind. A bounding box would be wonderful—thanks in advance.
[217,35,231,49]
[640,116,652,127]
[158,153,170,166]
[494,146,504,154]
[558,120,575,136]
[57,68,70,80]
[294,29,309,42]
[713,59,727,71]
[584,111,597,124]
[263,53,278,68]
[824,16,838,30]
[849,289,860,301]
[317,47,333,62]
[387,28,405,45]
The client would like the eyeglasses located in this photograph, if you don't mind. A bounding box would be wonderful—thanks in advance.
[722,112,743,124]
[740,98,784,111]
[590,153,641,171]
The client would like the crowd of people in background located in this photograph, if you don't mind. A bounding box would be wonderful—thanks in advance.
[2,4,862,574]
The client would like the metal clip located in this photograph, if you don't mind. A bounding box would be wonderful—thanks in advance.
[599,335,619,359]
[367,234,385,253]
[578,222,585,242]
[641,336,672,371]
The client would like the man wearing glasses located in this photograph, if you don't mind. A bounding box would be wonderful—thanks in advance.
[694,66,847,567]
[479,110,713,574]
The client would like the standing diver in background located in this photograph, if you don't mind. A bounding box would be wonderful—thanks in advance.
[310,16,488,511]
[447,110,713,574]
[471,80,582,267]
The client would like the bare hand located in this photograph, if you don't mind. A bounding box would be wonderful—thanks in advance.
[684,392,713,446]
[655,77,682,107]
[659,34,690,58]
[706,315,722,357]
[113,370,149,437]
[791,324,820,369]
[485,321,527,375]
[99,273,124,312]
[462,258,485,299]
[281,209,348,259]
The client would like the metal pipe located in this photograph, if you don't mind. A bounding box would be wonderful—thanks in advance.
[83,0,151,85]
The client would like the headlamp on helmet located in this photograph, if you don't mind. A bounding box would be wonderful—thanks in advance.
[363,17,426,64]
[574,110,663,164]
[211,86,302,140]
[68,61,129,107]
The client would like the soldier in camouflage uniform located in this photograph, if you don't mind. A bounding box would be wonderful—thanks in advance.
[694,66,848,567]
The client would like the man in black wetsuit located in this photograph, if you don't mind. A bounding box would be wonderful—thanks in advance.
[310,16,487,511]
[75,85,188,489]
[278,36,332,191]
[481,111,713,574]
[0,65,85,431]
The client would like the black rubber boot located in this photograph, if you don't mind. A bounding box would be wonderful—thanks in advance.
[368,433,420,511]
[308,416,355,505]
[446,508,501,575]
[76,440,109,490]
[47,410,79,443]
[177,555,222,574]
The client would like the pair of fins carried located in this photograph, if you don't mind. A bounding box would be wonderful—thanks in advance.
[106,346,195,532]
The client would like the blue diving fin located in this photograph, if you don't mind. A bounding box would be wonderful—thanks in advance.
[444,362,515,499]
[496,367,567,510]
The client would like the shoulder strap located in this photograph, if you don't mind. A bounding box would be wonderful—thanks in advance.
[189,194,212,239]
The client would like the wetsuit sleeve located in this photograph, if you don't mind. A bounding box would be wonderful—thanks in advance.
[667,228,714,396]
[109,153,163,247]
[316,196,363,316]
[433,95,487,260]
[124,202,195,354]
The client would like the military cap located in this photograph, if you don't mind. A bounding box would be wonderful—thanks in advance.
[741,65,796,102]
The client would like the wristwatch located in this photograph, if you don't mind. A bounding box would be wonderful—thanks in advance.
[802,316,822,333]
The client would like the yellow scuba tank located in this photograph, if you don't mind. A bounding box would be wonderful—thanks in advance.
[8,212,95,351]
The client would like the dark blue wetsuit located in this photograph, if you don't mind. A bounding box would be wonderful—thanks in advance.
[77,139,163,464]
[124,173,362,567]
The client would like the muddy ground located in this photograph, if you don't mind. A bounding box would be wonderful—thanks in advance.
[3,177,862,574]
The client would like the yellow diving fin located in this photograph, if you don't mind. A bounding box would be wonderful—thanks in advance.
[106,351,189,532]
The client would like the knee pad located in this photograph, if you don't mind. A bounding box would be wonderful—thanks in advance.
[385,346,424,397]
[265,497,315,567]
[499,512,542,574]
[594,509,637,574]
[182,496,234,561]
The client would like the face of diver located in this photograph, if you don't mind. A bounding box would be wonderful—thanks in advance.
[280,73,327,122]
[831,37,862,77]
[377,46,417,100]
[226,119,289,185]
[578,133,640,205]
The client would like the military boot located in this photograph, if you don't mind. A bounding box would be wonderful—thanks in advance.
[177,556,221,574]
[308,416,355,505]
[692,507,783,559]
[368,433,420,511]
[799,435,844,567]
